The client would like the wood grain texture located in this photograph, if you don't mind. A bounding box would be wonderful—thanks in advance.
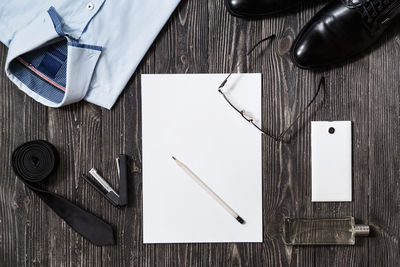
[0,0,399,266]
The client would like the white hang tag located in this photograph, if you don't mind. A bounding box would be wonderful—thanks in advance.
[311,121,352,202]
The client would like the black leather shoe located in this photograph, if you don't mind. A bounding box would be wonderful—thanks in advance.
[291,0,400,69]
[226,0,303,17]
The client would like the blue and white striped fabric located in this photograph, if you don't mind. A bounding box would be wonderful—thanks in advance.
[0,0,181,109]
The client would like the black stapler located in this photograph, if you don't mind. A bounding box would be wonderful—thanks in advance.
[82,154,129,207]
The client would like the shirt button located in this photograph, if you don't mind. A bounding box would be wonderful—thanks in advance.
[86,2,94,10]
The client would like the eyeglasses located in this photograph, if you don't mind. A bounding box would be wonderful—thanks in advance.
[218,34,326,143]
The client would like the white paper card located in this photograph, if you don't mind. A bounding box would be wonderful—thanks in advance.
[311,121,352,202]
[141,74,263,243]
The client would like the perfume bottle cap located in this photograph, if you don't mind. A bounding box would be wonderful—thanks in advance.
[354,225,370,236]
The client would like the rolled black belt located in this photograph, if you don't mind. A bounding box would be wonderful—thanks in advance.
[12,140,115,246]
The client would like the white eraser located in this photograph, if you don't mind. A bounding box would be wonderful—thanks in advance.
[311,121,352,202]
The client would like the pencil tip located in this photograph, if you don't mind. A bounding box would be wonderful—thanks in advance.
[236,216,245,224]
[172,156,176,160]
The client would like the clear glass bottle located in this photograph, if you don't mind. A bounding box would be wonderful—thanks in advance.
[283,217,370,245]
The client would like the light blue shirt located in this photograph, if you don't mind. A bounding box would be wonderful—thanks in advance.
[0,0,180,109]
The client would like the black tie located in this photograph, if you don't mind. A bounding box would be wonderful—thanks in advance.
[12,140,115,246]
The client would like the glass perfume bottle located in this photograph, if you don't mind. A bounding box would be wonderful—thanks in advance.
[283,217,370,245]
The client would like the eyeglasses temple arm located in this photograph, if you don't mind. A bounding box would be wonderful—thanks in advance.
[247,34,276,56]
[219,34,276,90]
[277,76,326,141]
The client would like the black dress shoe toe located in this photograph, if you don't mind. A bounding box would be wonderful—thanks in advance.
[291,0,400,69]
[291,18,344,68]
[226,0,303,17]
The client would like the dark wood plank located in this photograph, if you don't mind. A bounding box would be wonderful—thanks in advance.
[367,20,400,267]
[0,43,53,267]
[49,103,104,267]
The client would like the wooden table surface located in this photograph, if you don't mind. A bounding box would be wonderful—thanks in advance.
[1,1,399,266]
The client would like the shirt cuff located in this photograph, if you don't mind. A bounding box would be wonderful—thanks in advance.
[5,7,102,108]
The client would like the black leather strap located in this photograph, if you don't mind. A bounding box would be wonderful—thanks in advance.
[12,140,115,246]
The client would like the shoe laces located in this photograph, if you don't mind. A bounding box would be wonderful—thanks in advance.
[348,0,392,23]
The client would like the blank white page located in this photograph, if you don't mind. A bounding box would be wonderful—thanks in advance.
[142,74,262,243]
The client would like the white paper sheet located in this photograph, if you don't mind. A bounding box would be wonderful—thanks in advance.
[141,74,262,243]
